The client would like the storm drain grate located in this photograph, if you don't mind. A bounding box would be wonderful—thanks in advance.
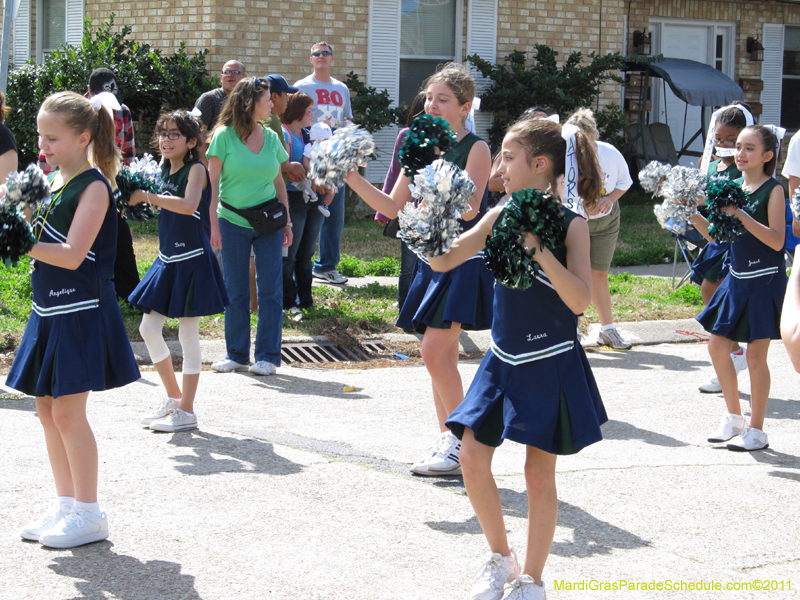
[281,341,387,364]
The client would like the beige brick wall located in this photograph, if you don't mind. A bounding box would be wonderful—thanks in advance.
[86,0,369,88]
[628,0,800,108]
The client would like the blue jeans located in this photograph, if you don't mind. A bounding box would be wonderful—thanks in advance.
[283,191,324,309]
[398,239,417,311]
[313,185,345,272]
[219,218,283,366]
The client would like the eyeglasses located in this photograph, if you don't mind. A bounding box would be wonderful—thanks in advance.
[713,138,737,148]
[311,50,332,57]
[156,131,184,140]
[222,70,243,75]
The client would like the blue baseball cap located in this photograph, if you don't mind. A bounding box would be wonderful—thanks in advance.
[265,74,299,95]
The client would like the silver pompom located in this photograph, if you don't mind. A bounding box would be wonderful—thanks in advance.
[792,188,800,224]
[308,124,375,191]
[397,159,476,258]
[638,161,671,196]
[646,164,706,236]
[4,164,51,210]
[660,166,706,208]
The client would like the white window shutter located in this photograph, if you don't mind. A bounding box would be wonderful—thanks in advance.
[66,0,85,46]
[12,0,31,68]
[366,0,401,185]
[466,0,497,145]
[760,23,784,127]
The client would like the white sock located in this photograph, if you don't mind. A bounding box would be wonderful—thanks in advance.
[74,501,102,517]
[58,496,74,511]
[600,324,616,332]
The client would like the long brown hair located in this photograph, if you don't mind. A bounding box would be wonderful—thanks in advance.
[40,91,120,184]
[0,91,9,124]
[209,78,269,142]
[506,118,602,211]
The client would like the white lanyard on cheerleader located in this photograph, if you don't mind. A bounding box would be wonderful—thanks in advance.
[560,123,581,216]
[699,104,754,172]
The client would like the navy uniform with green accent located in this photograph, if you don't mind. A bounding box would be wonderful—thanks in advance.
[446,207,607,454]
[690,159,742,285]
[397,133,495,333]
[7,169,140,397]
[697,177,787,342]
[127,161,228,317]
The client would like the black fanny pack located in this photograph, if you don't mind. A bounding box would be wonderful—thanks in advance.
[221,199,287,234]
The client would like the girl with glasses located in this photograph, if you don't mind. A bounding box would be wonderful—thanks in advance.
[127,110,229,432]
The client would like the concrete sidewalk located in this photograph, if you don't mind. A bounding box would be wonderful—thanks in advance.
[2,339,800,599]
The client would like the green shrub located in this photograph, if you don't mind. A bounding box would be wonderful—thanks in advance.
[337,254,401,278]
[6,15,216,165]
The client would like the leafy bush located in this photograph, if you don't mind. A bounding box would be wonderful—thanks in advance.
[468,46,659,152]
[6,15,217,165]
[345,71,403,134]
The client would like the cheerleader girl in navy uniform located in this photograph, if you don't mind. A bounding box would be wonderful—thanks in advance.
[7,92,140,548]
[693,125,786,452]
[692,103,752,394]
[345,63,493,476]
[128,111,228,432]
[429,118,606,600]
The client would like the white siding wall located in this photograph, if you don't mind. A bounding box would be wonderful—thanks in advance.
[66,0,85,46]
[466,0,497,145]
[760,23,784,126]
[12,0,31,68]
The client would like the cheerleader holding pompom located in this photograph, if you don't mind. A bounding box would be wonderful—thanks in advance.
[7,92,140,548]
[344,63,493,477]
[128,110,229,432]
[428,118,607,599]
[691,125,787,451]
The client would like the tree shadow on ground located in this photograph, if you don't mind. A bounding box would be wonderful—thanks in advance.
[585,348,707,372]
[601,420,689,447]
[163,430,304,477]
[425,489,649,557]
[246,372,371,400]
[0,395,35,412]
[48,542,203,600]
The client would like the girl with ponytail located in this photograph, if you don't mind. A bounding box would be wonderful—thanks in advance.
[7,91,140,548]
[427,117,607,600]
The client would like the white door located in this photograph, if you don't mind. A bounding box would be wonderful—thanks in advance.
[657,25,710,166]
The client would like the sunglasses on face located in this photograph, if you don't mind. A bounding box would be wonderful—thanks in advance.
[157,131,183,140]
[311,50,332,57]
[222,70,243,75]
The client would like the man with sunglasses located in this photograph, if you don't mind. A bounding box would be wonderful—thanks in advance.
[294,42,353,284]
[194,60,247,144]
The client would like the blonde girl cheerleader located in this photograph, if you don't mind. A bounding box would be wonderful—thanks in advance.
[128,110,228,432]
[8,92,140,548]
[345,63,493,476]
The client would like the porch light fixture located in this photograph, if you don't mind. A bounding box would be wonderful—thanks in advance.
[633,30,652,56]
[746,36,765,62]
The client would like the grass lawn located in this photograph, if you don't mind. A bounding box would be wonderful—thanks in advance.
[0,196,706,343]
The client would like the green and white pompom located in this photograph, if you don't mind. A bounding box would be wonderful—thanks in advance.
[0,203,36,267]
[483,189,567,290]
[398,115,457,179]
[115,154,164,222]
[705,176,751,243]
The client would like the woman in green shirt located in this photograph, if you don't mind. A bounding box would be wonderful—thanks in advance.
[207,78,292,376]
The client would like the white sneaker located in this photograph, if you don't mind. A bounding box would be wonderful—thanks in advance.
[20,502,72,541]
[39,509,109,549]
[211,359,249,373]
[708,413,747,443]
[470,547,521,600]
[140,397,180,425]
[312,268,348,284]
[248,361,277,376]
[150,409,198,432]
[597,327,632,350]
[427,431,462,474]
[699,377,722,394]
[318,204,331,217]
[727,427,769,452]
[506,575,546,600]
[731,348,748,374]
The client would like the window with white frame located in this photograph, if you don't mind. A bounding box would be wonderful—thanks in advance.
[39,0,66,60]
[399,0,459,106]
[782,26,800,131]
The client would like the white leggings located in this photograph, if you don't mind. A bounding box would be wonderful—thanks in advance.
[139,312,203,375]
